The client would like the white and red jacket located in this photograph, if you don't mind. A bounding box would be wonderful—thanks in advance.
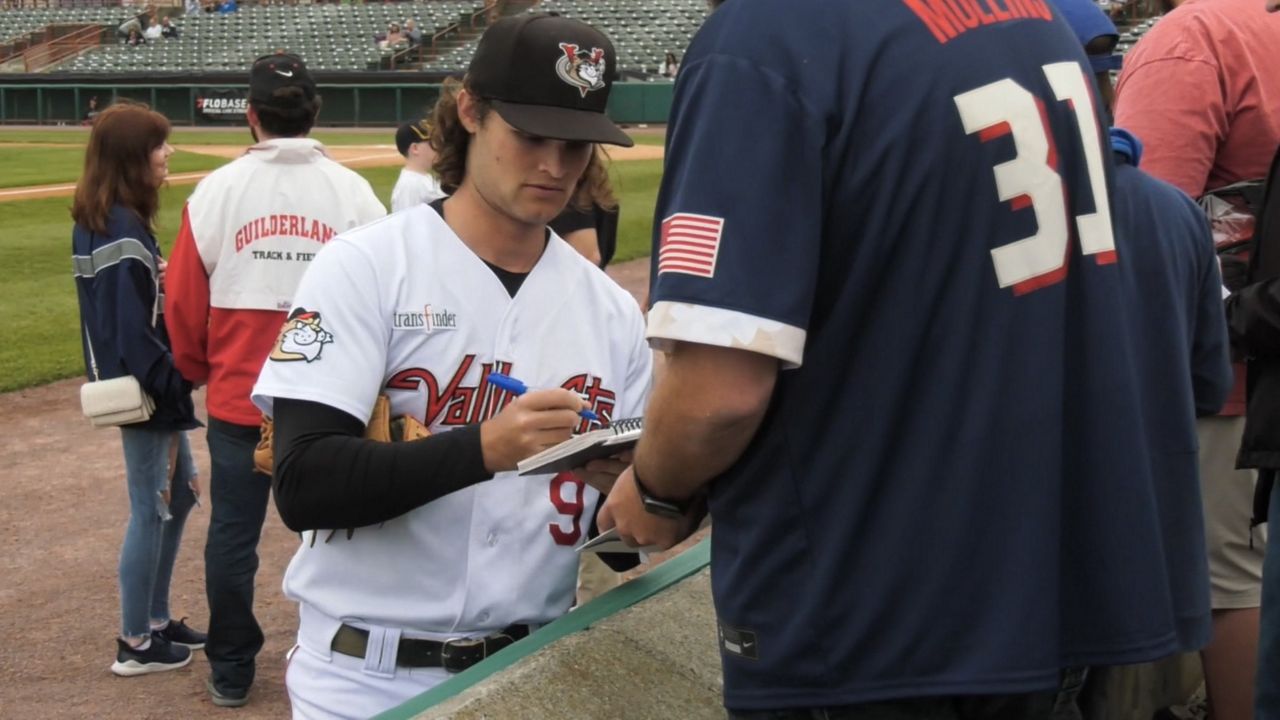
[166,138,386,426]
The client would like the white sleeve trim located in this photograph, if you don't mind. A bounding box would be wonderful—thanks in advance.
[645,301,806,369]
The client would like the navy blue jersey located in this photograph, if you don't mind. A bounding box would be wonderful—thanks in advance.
[648,0,1206,709]
[1111,153,1231,650]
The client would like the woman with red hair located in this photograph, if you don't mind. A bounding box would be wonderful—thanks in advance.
[71,101,207,677]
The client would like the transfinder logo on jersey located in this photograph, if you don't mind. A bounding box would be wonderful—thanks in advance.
[556,43,607,97]
[393,304,458,334]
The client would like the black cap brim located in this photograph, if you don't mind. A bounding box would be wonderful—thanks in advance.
[491,100,634,147]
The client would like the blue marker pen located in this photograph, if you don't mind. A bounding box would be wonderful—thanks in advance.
[487,372,601,423]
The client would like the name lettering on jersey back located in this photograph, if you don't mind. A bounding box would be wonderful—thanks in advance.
[392,304,458,333]
[387,355,617,432]
[902,0,1054,44]
[234,214,339,253]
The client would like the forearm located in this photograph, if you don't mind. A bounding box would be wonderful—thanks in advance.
[632,342,776,500]
[272,398,492,531]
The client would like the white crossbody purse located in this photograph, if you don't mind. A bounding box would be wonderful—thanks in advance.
[79,324,155,427]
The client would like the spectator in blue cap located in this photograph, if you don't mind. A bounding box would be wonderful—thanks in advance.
[1053,0,1123,113]
[1052,2,1232,719]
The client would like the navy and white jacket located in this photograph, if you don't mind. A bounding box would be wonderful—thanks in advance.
[73,204,198,431]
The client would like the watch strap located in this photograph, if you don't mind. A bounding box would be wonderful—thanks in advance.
[633,468,689,518]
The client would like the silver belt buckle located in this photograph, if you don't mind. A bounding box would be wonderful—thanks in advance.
[440,636,486,673]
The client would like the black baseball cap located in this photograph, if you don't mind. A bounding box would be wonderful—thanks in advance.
[249,52,317,108]
[468,13,633,147]
[395,119,431,156]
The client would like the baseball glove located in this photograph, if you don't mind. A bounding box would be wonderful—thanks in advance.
[253,394,430,476]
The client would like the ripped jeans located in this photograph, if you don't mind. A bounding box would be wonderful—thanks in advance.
[118,427,197,639]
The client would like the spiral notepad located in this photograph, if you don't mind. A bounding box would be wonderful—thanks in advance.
[516,417,644,476]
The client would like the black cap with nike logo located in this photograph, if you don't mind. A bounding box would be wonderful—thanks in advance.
[249,52,317,109]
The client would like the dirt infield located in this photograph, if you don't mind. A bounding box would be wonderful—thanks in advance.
[0,258,673,720]
[0,143,665,203]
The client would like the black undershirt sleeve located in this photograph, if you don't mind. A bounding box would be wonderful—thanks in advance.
[271,397,492,532]
[274,397,642,573]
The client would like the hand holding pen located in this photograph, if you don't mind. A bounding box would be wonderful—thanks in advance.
[487,373,600,423]
[478,372,598,473]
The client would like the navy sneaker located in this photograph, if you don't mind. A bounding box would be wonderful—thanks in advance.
[110,636,192,677]
[207,677,250,708]
[153,617,206,650]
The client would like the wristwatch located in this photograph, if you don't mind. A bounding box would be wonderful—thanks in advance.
[633,468,690,519]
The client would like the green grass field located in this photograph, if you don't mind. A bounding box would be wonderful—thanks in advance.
[626,134,666,147]
[0,128,398,146]
[0,128,664,147]
[0,146,229,189]
[0,151,662,393]
[611,158,662,263]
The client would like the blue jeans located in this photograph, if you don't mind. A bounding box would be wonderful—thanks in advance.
[118,428,197,639]
[1258,477,1280,719]
[205,418,272,692]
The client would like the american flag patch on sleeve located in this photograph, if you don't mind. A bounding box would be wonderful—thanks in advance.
[658,213,724,278]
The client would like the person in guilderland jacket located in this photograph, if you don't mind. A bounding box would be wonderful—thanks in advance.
[71,101,208,678]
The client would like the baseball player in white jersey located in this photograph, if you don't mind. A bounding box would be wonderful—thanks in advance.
[390,118,447,212]
[165,52,385,708]
[251,15,648,719]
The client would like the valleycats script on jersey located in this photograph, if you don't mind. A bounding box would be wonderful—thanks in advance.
[387,354,617,434]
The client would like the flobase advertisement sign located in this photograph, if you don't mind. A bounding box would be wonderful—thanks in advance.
[195,89,249,122]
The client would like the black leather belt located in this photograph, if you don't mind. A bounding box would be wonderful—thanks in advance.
[330,623,531,673]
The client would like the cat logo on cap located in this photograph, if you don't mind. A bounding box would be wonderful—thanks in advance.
[555,43,607,97]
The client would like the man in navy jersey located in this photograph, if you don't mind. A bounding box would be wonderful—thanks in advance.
[600,0,1221,716]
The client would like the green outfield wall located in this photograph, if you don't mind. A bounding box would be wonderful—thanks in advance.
[0,80,673,126]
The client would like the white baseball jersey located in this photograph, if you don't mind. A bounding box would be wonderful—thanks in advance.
[252,203,652,637]
[390,168,447,213]
[185,138,386,311]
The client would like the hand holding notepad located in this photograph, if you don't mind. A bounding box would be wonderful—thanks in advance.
[516,417,644,476]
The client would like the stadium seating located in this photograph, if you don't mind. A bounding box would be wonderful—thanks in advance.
[1116,14,1161,57]
[535,0,705,74]
[1,6,135,44]
[421,0,707,75]
[56,1,484,73]
[11,0,705,75]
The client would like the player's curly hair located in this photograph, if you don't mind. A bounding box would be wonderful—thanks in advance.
[430,76,615,213]
[583,146,618,212]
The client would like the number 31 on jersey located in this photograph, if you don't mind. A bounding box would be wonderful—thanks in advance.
[954,61,1115,295]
